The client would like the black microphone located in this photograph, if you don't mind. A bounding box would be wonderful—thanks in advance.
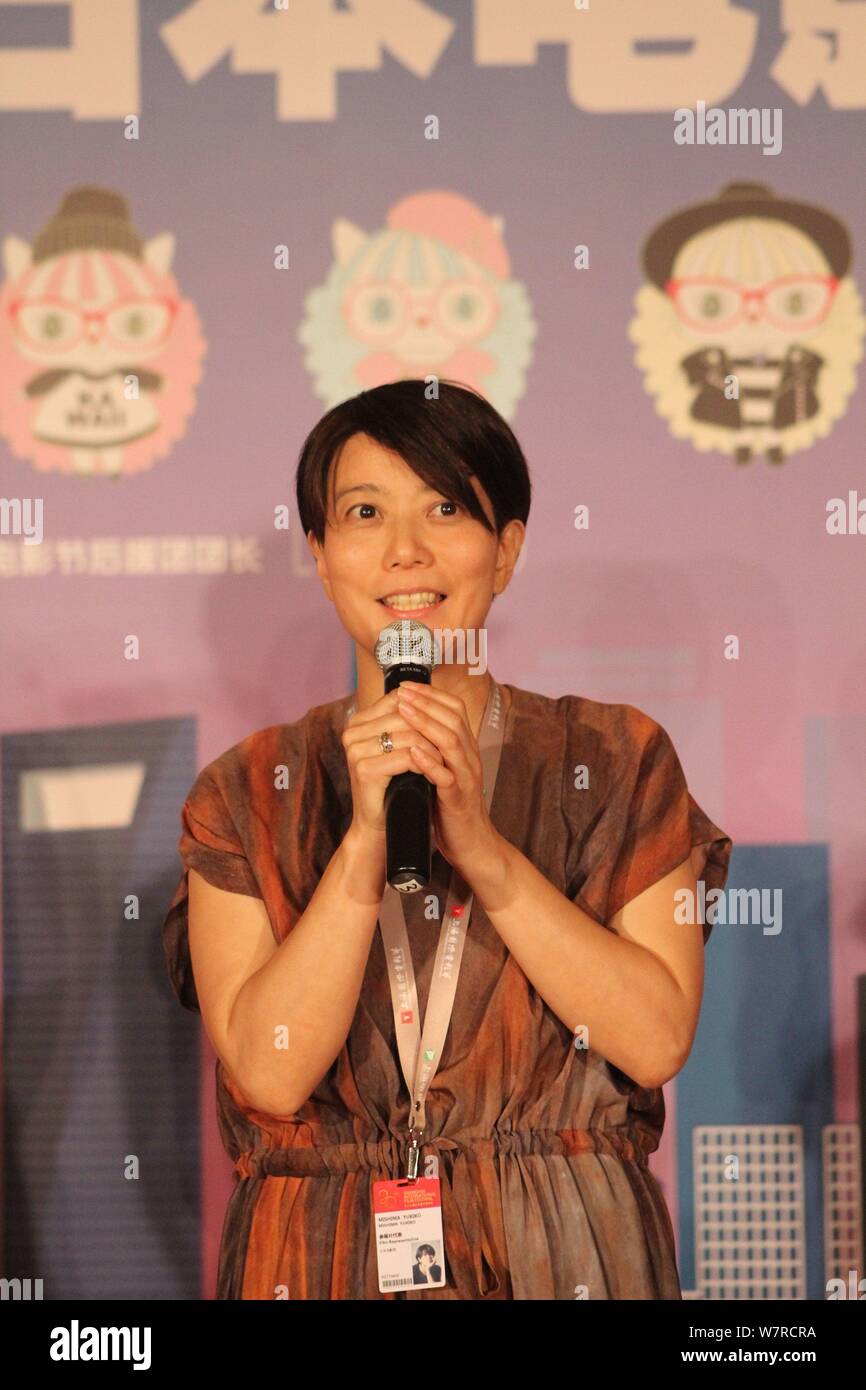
[374,618,441,893]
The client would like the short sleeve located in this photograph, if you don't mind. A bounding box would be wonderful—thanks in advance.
[161,766,263,1013]
[566,706,732,945]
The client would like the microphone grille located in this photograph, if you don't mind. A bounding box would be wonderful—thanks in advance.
[375,618,440,673]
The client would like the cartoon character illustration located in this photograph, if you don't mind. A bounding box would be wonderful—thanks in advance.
[0,185,206,477]
[299,189,535,419]
[629,182,865,465]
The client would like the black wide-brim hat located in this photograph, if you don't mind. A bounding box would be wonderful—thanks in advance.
[642,181,851,289]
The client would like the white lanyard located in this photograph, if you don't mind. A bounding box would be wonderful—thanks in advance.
[365,680,507,1180]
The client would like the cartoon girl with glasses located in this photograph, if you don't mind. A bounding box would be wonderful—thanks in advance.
[300,190,536,422]
[629,183,865,466]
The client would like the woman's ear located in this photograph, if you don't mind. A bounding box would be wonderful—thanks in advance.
[494,519,525,597]
[307,530,334,603]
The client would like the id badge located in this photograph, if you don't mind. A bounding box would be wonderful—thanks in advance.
[372,1177,446,1293]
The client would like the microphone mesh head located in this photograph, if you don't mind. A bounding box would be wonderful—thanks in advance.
[375,618,440,673]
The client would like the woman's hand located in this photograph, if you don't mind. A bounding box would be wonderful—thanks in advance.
[341,687,444,840]
[395,682,498,875]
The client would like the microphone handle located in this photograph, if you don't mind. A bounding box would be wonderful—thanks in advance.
[384,665,433,892]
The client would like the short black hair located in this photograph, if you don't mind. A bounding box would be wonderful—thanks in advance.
[295,378,531,546]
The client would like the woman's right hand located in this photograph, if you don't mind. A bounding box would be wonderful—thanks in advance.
[341,686,443,839]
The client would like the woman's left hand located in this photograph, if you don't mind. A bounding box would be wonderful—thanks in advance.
[396,681,497,874]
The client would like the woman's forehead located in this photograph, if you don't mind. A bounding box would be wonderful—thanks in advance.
[333,433,415,479]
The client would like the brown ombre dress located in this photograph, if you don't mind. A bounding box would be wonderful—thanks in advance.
[162,682,732,1300]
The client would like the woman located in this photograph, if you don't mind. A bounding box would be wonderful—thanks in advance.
[412,1245,443,1285]
[162,378,732,1300]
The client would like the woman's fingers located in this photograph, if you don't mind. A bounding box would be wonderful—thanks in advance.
[343,689,441,764]
[342,717,442,770]
[355,727,442,764]
[343,686,404,731]
[408,745,456,787]
[396,696,475,778]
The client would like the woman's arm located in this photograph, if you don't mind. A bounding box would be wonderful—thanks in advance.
[188,823,386,1118]
[463,836,704,1090]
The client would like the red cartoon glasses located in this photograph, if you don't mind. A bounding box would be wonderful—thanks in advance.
[665,275,839,331]
[8,295,178,352]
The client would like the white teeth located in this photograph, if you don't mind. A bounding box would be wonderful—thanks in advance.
[381,592,443,609]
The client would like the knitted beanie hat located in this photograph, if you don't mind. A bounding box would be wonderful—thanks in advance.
[32,186,143,263]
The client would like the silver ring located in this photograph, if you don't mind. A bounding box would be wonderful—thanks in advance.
[379,731,394,754]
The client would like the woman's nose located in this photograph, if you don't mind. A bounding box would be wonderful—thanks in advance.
[382,528,433,563]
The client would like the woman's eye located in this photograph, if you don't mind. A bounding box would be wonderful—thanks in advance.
[346,501,461,519]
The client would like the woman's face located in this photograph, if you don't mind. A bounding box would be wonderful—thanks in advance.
[308,432,523,662]
[419,1252,434,1272]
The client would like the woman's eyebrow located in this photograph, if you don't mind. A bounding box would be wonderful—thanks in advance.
[335,482,384,501]
[334,481,443,502]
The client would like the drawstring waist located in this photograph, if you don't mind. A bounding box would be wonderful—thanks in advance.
[233,1127,653,1180]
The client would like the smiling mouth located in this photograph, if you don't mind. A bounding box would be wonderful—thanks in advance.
[377,591,446,616]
